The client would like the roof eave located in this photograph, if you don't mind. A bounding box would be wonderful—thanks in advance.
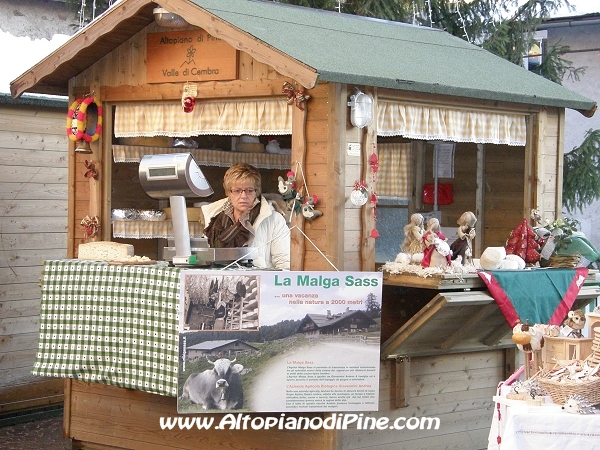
[317,71,597,117]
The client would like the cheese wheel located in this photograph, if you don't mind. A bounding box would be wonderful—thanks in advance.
[78,241,134,261]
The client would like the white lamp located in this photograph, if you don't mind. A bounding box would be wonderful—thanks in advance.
[347,89,374,128]
[153,6,188,28]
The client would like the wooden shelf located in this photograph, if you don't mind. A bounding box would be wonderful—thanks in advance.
[112,145,291,170]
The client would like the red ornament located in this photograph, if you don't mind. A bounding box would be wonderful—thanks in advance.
[369,152,379,173]
[183,96,195,113]
[370,228,379,238]
[371,192,378,204]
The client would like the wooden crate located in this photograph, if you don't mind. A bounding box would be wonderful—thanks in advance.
[541,336,593,369]
[586,312,600,337]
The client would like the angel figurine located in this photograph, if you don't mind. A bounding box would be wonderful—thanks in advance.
[450,211,477,265]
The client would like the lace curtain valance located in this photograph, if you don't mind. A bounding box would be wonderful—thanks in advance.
[378,101,526,146]
[114,99,292,137]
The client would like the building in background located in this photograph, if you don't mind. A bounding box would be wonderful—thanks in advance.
[0,0,74,417]
[540,13,600,257]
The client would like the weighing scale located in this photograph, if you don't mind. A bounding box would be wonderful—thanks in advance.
[138,153,256,267]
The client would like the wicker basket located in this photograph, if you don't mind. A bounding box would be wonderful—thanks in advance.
[538,375,600,405]
[540,328,600,404]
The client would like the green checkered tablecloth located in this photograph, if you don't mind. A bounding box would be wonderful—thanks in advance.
[33,260,181,397]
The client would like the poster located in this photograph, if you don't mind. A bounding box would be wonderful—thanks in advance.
[177,270,382,413]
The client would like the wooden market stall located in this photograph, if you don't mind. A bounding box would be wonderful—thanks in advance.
[10,0,599,448]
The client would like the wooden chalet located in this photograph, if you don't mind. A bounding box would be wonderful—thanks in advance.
[186,339,258,358]
[10,0,600,448]
[298,309,375,336]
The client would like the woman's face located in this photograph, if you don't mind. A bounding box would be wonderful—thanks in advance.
[227,178,258,220]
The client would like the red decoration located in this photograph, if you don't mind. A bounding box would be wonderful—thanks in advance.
[84,160,99,180]
[369,152,379,172]
[370,228,380,238]
[504,218,541,264]
[182,96,195,113]
[80,215,100,240]
[282,81,311,111]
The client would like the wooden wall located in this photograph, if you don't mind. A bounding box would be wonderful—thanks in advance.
[0,100,68,414]
[65,380,336,450]
[340,351,506,450]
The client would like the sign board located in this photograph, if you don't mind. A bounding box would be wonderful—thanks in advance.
[146,30,237,83]
[177,270,382,413]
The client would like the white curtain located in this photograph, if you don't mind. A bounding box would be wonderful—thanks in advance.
[378,101,526,146]
[114,99,292,137]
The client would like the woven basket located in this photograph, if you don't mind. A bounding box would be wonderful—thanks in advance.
[548,254,581,268]
[538,375,600,405]
[540,328,600,404]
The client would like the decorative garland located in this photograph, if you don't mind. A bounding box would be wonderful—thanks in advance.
[66,96,103,143]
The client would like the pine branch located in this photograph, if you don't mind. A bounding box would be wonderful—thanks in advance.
[563,129,600,213]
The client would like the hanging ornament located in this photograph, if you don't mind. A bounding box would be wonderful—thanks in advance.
[370,228,380,239]
[80,215,100,240]
[351,180,369,206]
[301,194,323,220]
[282,81,311,111]
[84,160,99,180]
[181,83,197,113]
[66,96,103,143]
[369,152,379,173]
[370,191,378,204]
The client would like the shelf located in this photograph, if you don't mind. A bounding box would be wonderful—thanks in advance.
[112,145,291,170]
[112,220,204,239]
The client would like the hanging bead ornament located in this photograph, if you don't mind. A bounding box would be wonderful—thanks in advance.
[181,83,197,113]
[369,146,379,238]
[351,180,369,206]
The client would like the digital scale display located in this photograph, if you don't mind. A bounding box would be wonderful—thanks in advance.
[147,165,178,180]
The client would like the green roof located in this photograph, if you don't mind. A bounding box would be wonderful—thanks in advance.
[194,0,596,113]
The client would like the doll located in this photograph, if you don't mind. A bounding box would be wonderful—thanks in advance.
[450,211,477,265]
[421,218,452,268]
[401,213,425,255]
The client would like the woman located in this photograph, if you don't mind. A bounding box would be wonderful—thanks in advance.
[201,163,290,270]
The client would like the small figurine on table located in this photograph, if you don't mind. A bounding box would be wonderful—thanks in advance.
[401,213,425,260]
[450,211,477,265]
[421,217,452,268]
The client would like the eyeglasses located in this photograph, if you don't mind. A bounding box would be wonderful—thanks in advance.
[230,188,257,196]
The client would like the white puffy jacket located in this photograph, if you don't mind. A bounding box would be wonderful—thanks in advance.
[201,197,290,270]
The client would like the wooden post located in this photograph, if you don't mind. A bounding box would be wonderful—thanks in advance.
[394,356,411,408]
[290,95,308,271]
[360,87,377,271]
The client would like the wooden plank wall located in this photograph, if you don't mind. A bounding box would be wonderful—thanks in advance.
[536,109,562,224]
[66,380,335,450]
[340,351,505,450]
[0,102,68,414]
[483,145,526,249]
